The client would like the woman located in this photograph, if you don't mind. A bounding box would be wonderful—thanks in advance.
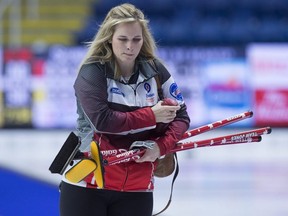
[60,3,190,216]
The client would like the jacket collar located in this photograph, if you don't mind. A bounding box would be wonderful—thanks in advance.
[104,58,158,81]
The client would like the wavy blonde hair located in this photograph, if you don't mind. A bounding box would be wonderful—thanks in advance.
[80,3,157,78]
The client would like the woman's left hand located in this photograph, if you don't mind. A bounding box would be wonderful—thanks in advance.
[135,142,160,163]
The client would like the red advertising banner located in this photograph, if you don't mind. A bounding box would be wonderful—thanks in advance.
[254,89,288,126]
[247,44,288,127]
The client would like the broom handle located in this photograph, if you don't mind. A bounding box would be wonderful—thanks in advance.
[104,127,271,166]
[182,110,253,140]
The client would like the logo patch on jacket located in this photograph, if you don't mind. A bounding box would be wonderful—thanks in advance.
[170,83,183,101]
[110,87,125,97]
[144,83,156,103]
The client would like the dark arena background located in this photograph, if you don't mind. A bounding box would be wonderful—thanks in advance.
[1,0,288,215]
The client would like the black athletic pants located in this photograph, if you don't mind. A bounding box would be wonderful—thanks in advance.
[59,181,153,216]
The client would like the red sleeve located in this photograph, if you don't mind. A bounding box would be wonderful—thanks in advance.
[74,63,156,134]
[155,120,189,156]
[96,107,156,134]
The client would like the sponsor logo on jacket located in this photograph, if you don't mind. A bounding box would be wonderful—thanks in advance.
[144,83,156,103]
[170,83,183,101]
[110,87,125,97]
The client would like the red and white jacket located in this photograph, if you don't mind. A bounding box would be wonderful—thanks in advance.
[63,58,190,192]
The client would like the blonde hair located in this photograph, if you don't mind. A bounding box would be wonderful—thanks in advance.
[80,3,157,78]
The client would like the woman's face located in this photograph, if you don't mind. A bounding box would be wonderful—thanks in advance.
[111,21,143,66]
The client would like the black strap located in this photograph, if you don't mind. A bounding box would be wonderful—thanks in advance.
[152,61,179,215]
[153,153,179,216]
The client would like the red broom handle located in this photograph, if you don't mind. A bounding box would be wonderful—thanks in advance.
[179,126,271,146]
[103,127,271,166]
[182,110,254,139]
[103,137,261,166]
[170,136,262,153]
[103,148,145,166]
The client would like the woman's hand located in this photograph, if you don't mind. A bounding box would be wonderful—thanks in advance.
[135,142,161,163]
[151,100,180,123]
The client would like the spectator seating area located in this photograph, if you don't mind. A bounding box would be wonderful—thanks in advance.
[74,0,288,46]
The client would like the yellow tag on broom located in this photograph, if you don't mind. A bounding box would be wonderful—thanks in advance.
[65,159,97,183]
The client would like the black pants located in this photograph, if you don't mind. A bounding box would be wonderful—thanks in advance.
[59,181,153,216]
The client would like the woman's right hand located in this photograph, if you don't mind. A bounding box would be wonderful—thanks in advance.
[151,100,180,123]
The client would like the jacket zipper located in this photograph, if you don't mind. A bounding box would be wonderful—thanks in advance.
[121,164,129,191]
